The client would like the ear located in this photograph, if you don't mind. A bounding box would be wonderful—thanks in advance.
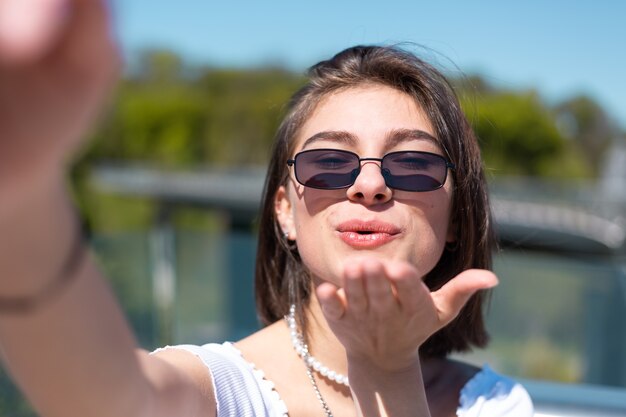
[275,185,296,240]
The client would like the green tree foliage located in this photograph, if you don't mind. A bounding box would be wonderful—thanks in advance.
[81,49,305,168]
[195,68,304,164]
[459,82,593,178]
[554,95,620,174]
[78,51,620,180]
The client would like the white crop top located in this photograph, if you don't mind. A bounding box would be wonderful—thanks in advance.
[153,343,533,416]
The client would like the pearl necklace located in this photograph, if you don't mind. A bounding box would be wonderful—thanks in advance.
[286,305,351,417]
[286,305,350,386]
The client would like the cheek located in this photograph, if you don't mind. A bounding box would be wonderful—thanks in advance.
[289,190,325,250]
[290,195,344,284]
[405,196,453,275]
[292,201,329,247]
[428,185,454,237]
[431,198,453,236]
[293,216,341,285]
[290,184,344,237]
[429,193,454,243]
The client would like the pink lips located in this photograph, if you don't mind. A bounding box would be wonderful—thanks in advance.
[336,220,402,249]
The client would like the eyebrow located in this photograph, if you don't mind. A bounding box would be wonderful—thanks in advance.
[300,128,439,151]
[300,131,358,149]
[385,128,439,150]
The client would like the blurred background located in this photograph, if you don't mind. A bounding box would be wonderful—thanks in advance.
[2,0,625,414]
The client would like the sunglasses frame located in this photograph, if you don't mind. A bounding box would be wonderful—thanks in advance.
[286,148,456,192]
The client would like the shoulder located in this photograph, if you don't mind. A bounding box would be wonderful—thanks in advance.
[456,365,534,417]
[149,345,216,398]
[153,342,248,376]
[152,343,288,417]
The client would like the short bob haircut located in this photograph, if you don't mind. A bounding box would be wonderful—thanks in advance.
[255,45,495,357]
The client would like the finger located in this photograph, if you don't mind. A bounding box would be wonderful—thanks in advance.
[343,262,368,314]
[363,259,397,314]
[431,269,498,325]
[316,282,345,321]
[0,0,70,65]
[385,262,429,314]
[59,0,117,65]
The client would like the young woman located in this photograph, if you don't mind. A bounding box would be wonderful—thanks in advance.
[0,0,533,416]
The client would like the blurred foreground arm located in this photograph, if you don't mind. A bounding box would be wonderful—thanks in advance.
[0,1,214,416]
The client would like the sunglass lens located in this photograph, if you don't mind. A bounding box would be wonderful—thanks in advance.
[382,152,447,191]
[295,150,359,189]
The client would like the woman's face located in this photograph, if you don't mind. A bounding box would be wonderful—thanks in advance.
[276,84,455,286]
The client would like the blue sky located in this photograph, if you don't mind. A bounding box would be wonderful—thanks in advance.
[112,0,626,130]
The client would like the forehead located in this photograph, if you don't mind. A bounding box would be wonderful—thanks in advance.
[294,84,438,152]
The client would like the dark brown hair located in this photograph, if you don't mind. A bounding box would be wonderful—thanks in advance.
[255,45,495,357]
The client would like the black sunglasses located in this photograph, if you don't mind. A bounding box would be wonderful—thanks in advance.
[286,148,455,192]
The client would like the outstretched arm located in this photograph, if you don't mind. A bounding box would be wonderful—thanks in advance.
[317,257,498,417]
[0,1,214,416]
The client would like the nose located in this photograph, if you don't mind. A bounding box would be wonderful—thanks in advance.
[346,160,392,205]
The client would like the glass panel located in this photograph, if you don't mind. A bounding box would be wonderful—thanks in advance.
[456,250,626,387]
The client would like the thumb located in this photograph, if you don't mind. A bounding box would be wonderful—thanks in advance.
[431,269,498,326]
[0,0,70,65]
